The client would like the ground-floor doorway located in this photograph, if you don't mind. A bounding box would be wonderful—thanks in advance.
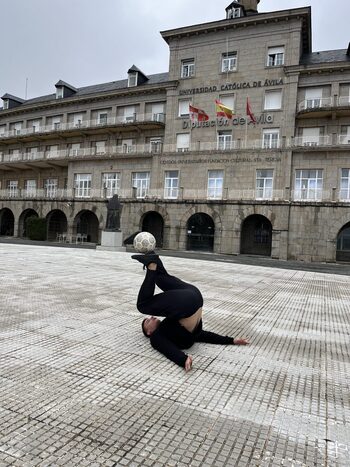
[142,211,164,248]
[240,214,272,256]
[186,213,215,251]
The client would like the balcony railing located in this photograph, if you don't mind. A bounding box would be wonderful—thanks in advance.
[338,135,350,145]
[338,96,350,106]
[298,97,333,112]
[0,113,166,140]
[1,135,350,164]
[298,96,350,113]
[292,136,332,147]
[1,187,344,203]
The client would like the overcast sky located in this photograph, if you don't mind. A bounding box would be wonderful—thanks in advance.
[1,0,349,100]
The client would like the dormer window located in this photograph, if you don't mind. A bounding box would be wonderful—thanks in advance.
[56,87,64,99]
[227,7,241,18]
[128,72,138,87]
[3,100,9,110]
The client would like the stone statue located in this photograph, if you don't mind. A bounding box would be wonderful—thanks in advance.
[106,195,122,231]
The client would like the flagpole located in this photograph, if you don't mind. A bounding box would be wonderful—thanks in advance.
[245,96,248,149]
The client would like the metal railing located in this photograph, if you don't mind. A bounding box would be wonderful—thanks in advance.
[0,113,166,140]
[1,135,350,164]
[1,187,349,203]
[292,136,332,147]
[298,97,333,112]
[338,135,350,145]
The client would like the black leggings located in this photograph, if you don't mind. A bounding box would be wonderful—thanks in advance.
[136,259,203,321]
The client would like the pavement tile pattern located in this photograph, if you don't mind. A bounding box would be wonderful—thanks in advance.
[0,244,349,467]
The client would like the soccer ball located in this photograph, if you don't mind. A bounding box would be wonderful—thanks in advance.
[133,232,156,253]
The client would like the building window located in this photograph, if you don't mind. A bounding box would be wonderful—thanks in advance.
[98,112,108,125]
[339,126,350,145]
[207,170,224,199]
[51,117,61,130]
[263,129,280,149]
[217,131,233,150]
[305,88,322,109]
[3,100,9,110]
[73,113,83,127]
[102,173,120,198]
[8,180,18,197]
[123,105,136,122]
[121,138,134,153]
[74,174,92,198]
[56,87,64,99]
[95,141,106,155]
[45,178,58,198]
[264,90,282,110]
[176,133,190,152]
[219,94,235,111]
[149,137,163,153]
[70,143,81,156]
[222,52,237,72]
[132,172,150,199]
[25,179,37,197]
[47,145,59,158]
[267,46,285,67]
[178,99,191,117]
[256,170,273,199]
[13,122,22,135]
[227,7,242,18]
[340,169,350,200]
[151,103,165,122]
[294,169,323,201]
[30,120,41,132]
[11,149,21,161]
[26,147,39,160]
[164,171,179,199]
[128,72,138,87]
[0,125,6,136]
[301,127,321,146]
[181,59,195,78]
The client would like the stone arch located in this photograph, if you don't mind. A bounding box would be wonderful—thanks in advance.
[336,221,350,262]
[186,212,215,252]
[178,205,222,252]
[141,211,165,248]
[136,204,171,228]
[240,214,272,256]
[46,210,68,241]
[73,210,99,243]
[18,209,39,237]
[0,208,15,236]
[179,205,223,231]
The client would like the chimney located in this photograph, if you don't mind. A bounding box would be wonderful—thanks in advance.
[240,0,260,13]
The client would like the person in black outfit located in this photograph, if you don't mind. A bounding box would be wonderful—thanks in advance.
[132,253,249,371]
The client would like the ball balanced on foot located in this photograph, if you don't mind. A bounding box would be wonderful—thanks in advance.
[133,232,156,253]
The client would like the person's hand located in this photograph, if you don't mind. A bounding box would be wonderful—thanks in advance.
[184,355,193,372]
[233,338,249,345]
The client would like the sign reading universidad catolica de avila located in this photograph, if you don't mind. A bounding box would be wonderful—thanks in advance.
[179,79,284,96]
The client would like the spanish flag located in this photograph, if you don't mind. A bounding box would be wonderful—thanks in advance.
[215,99,234,119]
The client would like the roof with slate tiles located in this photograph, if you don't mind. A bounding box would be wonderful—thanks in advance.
[1,72,170,111]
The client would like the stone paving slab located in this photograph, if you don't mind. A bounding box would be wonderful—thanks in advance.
[0,244,349,467]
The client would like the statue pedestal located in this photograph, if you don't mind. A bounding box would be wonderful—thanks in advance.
[97,231,126,252]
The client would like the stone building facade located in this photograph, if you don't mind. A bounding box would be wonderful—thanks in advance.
[1,0,350,262]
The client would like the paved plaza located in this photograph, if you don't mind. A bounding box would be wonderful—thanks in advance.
[0,244,349,467]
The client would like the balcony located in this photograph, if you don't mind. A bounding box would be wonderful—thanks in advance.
[0,113,166,143]
[1,187,346,204]
[292,136,332,148]
[1,135,349,168]
[297,96,350,118]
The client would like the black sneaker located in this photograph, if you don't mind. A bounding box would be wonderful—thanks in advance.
[131,254,159,269]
